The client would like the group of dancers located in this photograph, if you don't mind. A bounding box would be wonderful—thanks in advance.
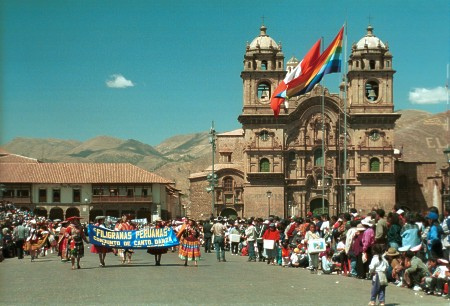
[52,215,202,270]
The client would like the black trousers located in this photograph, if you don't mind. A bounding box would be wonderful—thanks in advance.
[257,240,265,260]
[204,237,212,252]
[16,239,24,259]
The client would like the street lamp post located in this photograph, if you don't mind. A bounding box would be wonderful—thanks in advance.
[345,186,351,213]
[266,190,272,217]
[206,121,217,217]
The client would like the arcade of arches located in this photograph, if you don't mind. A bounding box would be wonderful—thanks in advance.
[24,205,153,222]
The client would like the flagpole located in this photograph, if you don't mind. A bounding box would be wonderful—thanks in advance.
[343,21,348,213]
[321,36,325,216]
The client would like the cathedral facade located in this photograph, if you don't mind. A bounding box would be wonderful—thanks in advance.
[189,25,401,220]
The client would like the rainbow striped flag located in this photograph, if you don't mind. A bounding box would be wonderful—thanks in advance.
[286,26,344,98]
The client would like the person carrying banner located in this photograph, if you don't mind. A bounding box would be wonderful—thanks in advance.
[66,216,89,270]
[118,214,135,264]
[147,218,169,266]
[178,218,201,266]
[90,216,112,267]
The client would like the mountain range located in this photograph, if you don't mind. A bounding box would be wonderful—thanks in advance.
[2,110,449,194]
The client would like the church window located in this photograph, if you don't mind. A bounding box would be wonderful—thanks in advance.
[278,62,282,68]
[247,62,251,69]
[356,61,359,68]
[257,83,271,102]
[365,81,379,102]
[260,158,270,172]
[260,130,269,141]
[369,130,380,141]
[261,60,268,70]
[369,60,376,70]
[223,177,233,192]
[314,149,324,167]
[386,60,390,68]
[370,158,380,172]
[289,151,296,162]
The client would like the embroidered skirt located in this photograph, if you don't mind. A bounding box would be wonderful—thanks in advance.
[178,236,201,261]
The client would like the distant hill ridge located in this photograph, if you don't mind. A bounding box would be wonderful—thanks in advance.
[2,110,449,194]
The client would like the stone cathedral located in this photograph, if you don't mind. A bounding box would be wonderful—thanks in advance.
[189,24,402,220]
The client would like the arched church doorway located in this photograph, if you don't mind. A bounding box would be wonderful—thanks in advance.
[220,208,238,220]
[309,198,329,216]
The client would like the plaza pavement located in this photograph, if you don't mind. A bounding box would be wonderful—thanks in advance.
[0,247,448,306]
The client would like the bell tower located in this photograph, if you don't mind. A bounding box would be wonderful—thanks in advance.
[347,26,400,211]
[240,24,285,115]
[347,25,395,114]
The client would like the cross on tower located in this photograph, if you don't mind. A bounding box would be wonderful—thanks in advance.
[368,15,374,25]
[261,15,266,25]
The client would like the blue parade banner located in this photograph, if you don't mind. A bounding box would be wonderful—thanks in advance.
[88,225,180,249]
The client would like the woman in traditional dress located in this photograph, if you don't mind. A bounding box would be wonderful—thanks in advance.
[66,217,89,270]
[57,220,69,261]
[117,215,135,264]
[90,216,112,267]
[147,218,168,266]
[25,220,49,261]
[178,219,201,267]
[25,220,39,261]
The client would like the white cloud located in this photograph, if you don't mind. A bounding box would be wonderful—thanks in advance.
[106,74,134,88]
[409,86,447,104]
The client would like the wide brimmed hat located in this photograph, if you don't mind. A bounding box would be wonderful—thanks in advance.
[95,216,106,221]
[361,216,374,227]
[356,224,365,231]
[66,216,83,222]
[384,247,400,257]
[53,219,61,222]
[154,217,162,222]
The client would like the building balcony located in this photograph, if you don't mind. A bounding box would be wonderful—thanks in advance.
[91,195,152,203]
[1,197,32,204]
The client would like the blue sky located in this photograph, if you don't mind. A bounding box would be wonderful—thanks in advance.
[1,0,449,146]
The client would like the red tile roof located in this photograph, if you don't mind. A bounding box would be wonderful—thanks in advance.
[0,154,40,164]
[0,163,172,184]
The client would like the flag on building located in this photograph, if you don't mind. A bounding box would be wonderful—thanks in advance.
[270,39,321,116]
[286,26,344,98]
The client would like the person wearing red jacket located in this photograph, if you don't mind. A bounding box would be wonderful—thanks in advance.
[262,223,280,265]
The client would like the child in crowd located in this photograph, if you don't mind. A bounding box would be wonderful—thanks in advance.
[425,258,449,296]
[298,248,309,268]
[281,241,291,267]
[290,248,300,267]
[368,244,389,306]
[321,251,339,274]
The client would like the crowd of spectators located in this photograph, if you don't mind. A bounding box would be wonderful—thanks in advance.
[195,206,450,300]
[1,200,449,301]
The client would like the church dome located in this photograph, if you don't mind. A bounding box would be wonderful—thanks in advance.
[287,56,300,65]
[355,25,386,49]
[248,25,280,50]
